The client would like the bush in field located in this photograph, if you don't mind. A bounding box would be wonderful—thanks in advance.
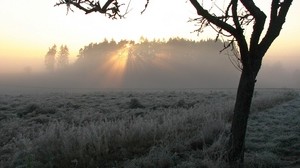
[172,99,197,109]
[17,103,57,118]
[17,104,40,117]
[128,98,145,109]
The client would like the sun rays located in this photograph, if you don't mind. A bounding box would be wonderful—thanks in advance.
[100,43,133,87]
[98,42,172,88]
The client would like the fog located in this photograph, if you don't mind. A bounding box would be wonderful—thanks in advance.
[0,39,299,93]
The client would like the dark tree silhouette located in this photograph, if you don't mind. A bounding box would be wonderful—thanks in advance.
[45,44,57,71]
[55,0,130,19]
[188,0,293,166]
[55,0,294,167]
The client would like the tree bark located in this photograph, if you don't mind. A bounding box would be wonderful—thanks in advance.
[227,59,261,167]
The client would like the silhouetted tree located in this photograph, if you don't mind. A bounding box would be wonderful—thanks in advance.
[189,1,293,166]
[45,44,57,71]
[57,45,69,69]
[55,0,294,166]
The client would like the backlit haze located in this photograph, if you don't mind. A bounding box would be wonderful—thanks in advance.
[0,0,300,89]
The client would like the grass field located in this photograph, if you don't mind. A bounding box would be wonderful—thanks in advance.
[245,93,300,168]
[0,88,298,168]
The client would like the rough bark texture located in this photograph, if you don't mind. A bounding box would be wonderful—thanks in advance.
[228,59,261,167]
[227,46,264,167]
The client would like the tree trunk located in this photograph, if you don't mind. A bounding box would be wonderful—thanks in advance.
[227,64,258,167]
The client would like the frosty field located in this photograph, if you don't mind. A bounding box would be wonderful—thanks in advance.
[0,88,299,168]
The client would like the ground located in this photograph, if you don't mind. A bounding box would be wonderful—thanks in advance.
[246,93,300,168]
[0,88,298,167]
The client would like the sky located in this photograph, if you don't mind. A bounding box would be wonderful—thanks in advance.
[0,0,299,87]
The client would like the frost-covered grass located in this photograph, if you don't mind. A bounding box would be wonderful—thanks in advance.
[245,92,300,168]
[0,88,298,168]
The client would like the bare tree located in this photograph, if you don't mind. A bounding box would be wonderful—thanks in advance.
[188,0,293,166]
[55,0,294,167]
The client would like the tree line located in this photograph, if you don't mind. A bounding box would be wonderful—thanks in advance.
[44,37,227,71]
[44,45,70,71]
[76,37,224,62]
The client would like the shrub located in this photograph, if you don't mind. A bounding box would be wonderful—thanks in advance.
[17,104,40,118]
[128,98,145,109]
[17,104,57,118]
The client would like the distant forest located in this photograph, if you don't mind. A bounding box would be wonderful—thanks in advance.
[64,38,241,88]
[75,38,231,65]
[5,38,298,89]
[31,37,297,89]
[75,38,226,63]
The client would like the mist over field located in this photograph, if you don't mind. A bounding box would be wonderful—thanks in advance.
[1,40,299,167]
[0,39,299,93]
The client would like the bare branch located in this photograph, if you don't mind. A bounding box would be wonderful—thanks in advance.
[55,0,126,19]
[141,0,149,14]
[55,0,150,18]
[270,0,280,21]
[189,0,237,36]
[239,0,265,19]
[238,0,266,58]
[259,0,293,54]
[231,0,241,31]
[219,38,243,71]
[189,0,249,64]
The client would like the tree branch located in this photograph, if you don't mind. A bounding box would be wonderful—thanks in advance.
[55,0,150,18]
[189,0,249,65]
[239,0,266,58]
[189,0,237,37]
[259,0,293,55]
[102,0,115,13]
[55,0,124,19]
[270,0,280,21]
[239,0,264,19]
[141,0,149,14]
[231,0,241,31]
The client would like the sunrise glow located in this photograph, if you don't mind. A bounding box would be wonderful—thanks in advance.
[1,2,300,167]
[0,0,299,88]
[100,43,133,87]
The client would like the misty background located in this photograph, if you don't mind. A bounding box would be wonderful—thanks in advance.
[0,38,299,92]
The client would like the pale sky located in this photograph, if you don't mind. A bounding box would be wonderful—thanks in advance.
[0,0,300,74]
